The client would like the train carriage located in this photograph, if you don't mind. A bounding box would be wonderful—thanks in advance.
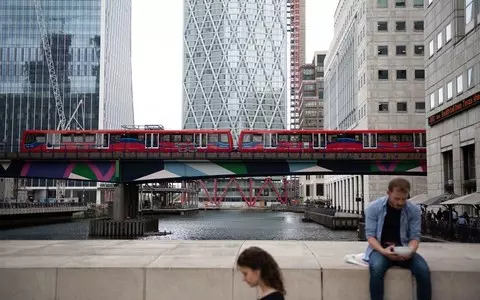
[237,129,426,153]
[20,129,234,153]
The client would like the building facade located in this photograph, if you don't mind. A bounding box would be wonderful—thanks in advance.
[182,0,288,206]
[425,0,479,199]
[324,0,427,212]
[288,0,306,129]
[0,0,134,203]
[298,52,326,201]
[182,0,288,140]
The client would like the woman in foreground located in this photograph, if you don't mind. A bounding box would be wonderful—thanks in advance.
[237,246,286,300]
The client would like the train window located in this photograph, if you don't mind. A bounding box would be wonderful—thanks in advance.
[61,134,73,142]
[302,135,312,142]
[401,134,413,142]
[173,135,182,142]
[73,135,83,143]
[161,135,170,142]
[253,134,263,142]
[182,134,193,142]
[378,134,389,142]
[208,134,218,142]
[25,134,45,143]
[85,135,95,143]
[243,134,252,142]
[363,134,370,147]
[110,134,121,142]
[278,134,288,142]
[290,135,299,142]
[220,134,229,143]
[328,135,337,143]
[121,133,139,140]
[390,135,399,142]
[320,134,326,147]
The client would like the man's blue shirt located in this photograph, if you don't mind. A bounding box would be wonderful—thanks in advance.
[363,195,422,261]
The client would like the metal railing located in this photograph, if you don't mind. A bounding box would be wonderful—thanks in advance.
[0,144,427,161]
[0,202,87,209]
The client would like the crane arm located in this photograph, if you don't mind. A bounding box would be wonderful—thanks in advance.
[32,0,67,130]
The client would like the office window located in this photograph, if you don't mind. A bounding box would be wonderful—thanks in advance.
[397,70,407,80]
[378,45,388,55]
[396,0,406,7]
[378,21,388,31]
[467,67,474,88]
[397,102,407,112]
[457,75,463,94]
[430,93,435,110]
[414,0,424,7]
[396,45,407,55]
[377,0,388,8]
[446,23,452,42]
[463,144,477,179]
[414,45,424,55]
[415,102,425,112]
[443,151,454,192]
[438,87,444,105]
[316,184,324,196]
[396,21,406,31]
[429,40,434,57]
[437,32,443,50]
[415,69,425,79]
[378,70,389,80]
[379,102,389,112]
[414,21,424,31]
[447,81,453,99]
[466,0,474,25]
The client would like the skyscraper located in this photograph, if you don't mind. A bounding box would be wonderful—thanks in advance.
[182,0,288,206]
[0,0,134,202]
[288,0,305,130]
[182,0,288,141]
[324,0,427,211]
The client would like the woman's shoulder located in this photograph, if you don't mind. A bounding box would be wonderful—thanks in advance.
[260,291,285,300]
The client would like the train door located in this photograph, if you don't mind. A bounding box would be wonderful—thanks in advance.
[46,133,60,149]
[145,133,159,149]
[195,133,207,149]
[95,133,109,149]
[413,132,426,148]
[313,133,327,149]
[264,133,277,148]
[362,133,377,149]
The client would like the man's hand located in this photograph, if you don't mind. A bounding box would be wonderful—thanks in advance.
[381,245,408,261]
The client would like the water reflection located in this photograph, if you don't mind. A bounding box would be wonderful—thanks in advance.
[0,210,358,241]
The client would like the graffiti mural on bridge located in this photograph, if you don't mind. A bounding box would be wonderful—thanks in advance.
[0,159,426,182]
[0,160,119,182]
[121,159,427,182]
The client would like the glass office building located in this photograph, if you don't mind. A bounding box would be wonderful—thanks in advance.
[182,0,288,142]
[0,0,134,202]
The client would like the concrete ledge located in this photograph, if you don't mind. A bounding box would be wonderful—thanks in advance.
[0,241,479,300]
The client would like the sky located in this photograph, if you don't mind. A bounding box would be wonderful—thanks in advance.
[131,0,337,130]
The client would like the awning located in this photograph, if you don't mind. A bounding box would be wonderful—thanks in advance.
[422,192,459,206]
[408,193,429,205]
[441,192,480,206]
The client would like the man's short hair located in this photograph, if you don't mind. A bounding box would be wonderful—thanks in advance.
[388,177,411,193]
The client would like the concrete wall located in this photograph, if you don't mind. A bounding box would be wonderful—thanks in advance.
[0,241,479,300]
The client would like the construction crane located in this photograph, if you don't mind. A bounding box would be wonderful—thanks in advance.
[32,0,85,198]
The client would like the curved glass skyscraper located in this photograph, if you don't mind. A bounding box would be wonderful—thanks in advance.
[182,0,288,142]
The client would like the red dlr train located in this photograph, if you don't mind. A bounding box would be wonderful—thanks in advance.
[20,129,426,153]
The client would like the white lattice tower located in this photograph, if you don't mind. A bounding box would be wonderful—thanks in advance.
[182,0,288,141]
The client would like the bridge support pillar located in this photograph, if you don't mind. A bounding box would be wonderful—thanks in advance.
[113,184,139,221]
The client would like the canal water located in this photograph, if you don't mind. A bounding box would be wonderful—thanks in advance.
[0,210,357,241]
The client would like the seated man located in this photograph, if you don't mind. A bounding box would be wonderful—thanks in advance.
[363,177,431,300]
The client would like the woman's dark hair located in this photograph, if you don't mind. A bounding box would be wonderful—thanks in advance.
[237,246,286,295]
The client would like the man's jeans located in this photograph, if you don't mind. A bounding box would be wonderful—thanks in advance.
[369,250,431,300]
